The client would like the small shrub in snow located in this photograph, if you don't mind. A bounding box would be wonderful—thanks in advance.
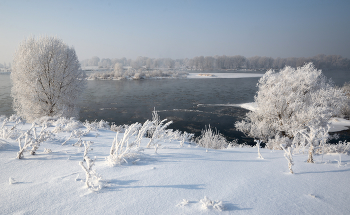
[16,123,52,159]
[147,107,161,138]
[110,123,129,133]
[9,177,16,185]
[83,119,110,131]
[107,123,142,166]
[45,117,84,133]
[317,141,350,155]
[299,126,329,163]
[266,135,292,150]
[135,120,153,147]
[146,118,173,148]
[255,139,264,159]
[281,144,294,174]
[1,115,24,140]
[176,199,190,207]
[195,125,229,149]
[227,139,245,148]
[43,148,52,153]
[79,141,103,191]
[165,129,194,143]
[199,196,224,211]
[62,129,90,145]
[72,137,84,147]
[154,143,161,154]
[334,153,345,168]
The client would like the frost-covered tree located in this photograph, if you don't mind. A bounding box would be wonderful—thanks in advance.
[235,63,347,142]
[11,36,86,122]
[114,62,124,76]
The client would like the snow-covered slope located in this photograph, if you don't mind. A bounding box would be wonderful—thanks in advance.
[1,124,350,214]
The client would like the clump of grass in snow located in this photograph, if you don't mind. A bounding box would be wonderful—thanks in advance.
[195,125,232,150]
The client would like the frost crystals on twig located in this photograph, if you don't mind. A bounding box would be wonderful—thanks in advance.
[255,139,264,159]
[199,196,224,211]
[281,144,294,174]
[79,141,103,191]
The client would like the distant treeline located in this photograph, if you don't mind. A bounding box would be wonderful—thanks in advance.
[81,54,350,70]
[0,62,11,68]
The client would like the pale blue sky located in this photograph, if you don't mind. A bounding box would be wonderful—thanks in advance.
[1,0,349,64]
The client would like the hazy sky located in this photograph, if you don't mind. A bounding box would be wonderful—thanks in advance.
[1,0,350,64]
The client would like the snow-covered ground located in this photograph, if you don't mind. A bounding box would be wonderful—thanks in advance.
[187,73,263,79]
[1,119,350,214]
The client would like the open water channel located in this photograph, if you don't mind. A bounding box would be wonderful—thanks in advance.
[1,69,349,144]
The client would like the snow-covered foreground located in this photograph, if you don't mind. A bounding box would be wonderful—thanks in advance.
[1,122,350,214]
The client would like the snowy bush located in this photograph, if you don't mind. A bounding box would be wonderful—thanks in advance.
[106,123,143,166]
[83,119,110,131]
[62,129,90,146]
[266,135,292,150]
[176,197,224,211]
[11,116,83,136]
[11,36,86,122]
[110,123,129,133]
[298,126,329,163]
[16,123,52,159]
[48,117,83,132]
[88,68,188,80]
[317,141,350,155]
[1,115,23,140]
[106,110,176,165]
[146,119,173,148]
[195,125,229,149]
[199,196,224,211]
[235,63,347,142]
[176,199,190,207]
[165,129,194,146]
[79,141,104,191]
[135,120,153,147]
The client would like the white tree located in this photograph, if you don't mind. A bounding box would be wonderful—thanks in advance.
[11,36,86,122]
[114,62,124,77]
[235,63,347,142]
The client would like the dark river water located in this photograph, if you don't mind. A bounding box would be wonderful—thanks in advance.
[1,69,349,144]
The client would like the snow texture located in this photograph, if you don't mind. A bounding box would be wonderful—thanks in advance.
[1,117,350,214]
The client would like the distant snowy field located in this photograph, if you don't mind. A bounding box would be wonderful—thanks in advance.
[1,120,350,214]
[85,69,264,80]
[187,73,263,79]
